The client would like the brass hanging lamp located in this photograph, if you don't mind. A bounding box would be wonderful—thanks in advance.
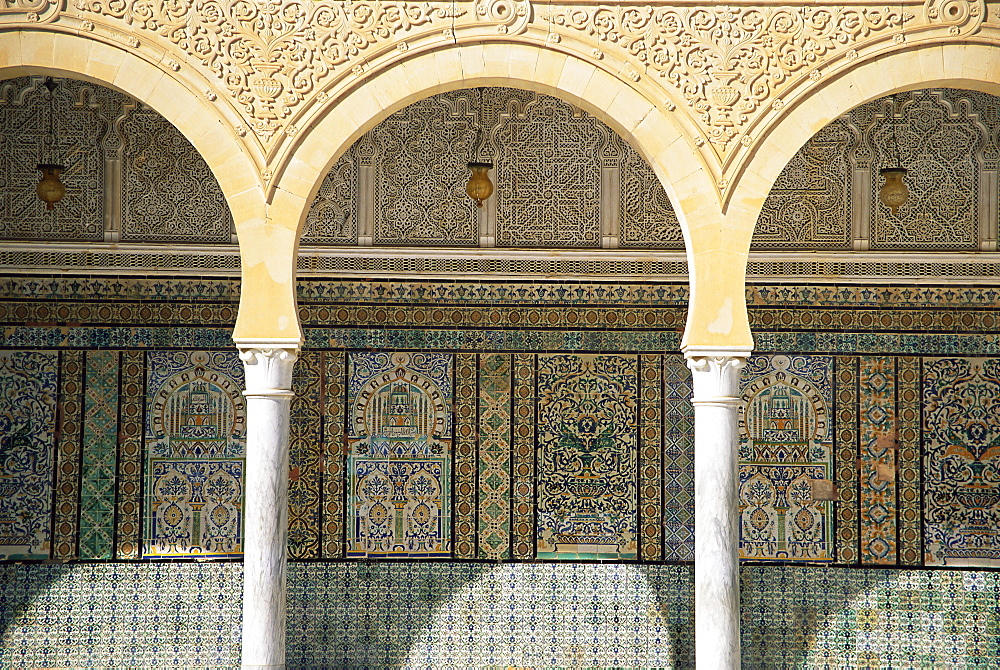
[36,77,66,210]
[466,87,493,208]
[878,93,909,216]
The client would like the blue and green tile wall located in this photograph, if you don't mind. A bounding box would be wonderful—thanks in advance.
[1,274,1000,568]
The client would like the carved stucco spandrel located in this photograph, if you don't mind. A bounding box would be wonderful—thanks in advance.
[0,0,61,24]
[71,0,529,146]
[545,4,912,157]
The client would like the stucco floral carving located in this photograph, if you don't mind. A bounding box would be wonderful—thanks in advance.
[74,0,529,140]
[0,0,61,23]
[547,5,910,152]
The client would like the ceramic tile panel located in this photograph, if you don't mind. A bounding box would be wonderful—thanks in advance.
[511,353,535,560]
[116,350,144,559]
[835,357,860,564]
[739,355,835,562]
[741,566,1000,667]
[536,353,639,561]
[80,350,119,560]
[287,349,322,559]
[897,356,922,565]
[1,562,998,668]
[0,563,241,669]
[144,351,246,558]
[477,352,512,560]
[53,349,83,560]
[453,353,477,559]
[923,357,1000,567]
[859,356,898,565]
[346,352,452,558]
[321,350,346,559]
[639,353,663,562]
[662,354,694,562]
[285,562,693,668]
[0,351,58,560]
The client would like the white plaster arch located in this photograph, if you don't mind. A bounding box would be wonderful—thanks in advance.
[267,39,739,347]
[0,28,289,343]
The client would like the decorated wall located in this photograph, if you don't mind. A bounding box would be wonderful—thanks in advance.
[3,274,1000,665]
[6,77,1000,253]
[2,274,1000,568]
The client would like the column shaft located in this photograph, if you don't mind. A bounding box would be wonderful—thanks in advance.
[688,353,746,670]
[238,344,298,670]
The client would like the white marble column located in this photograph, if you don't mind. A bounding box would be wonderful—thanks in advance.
[685,349,749,670]
[237,341,299,670]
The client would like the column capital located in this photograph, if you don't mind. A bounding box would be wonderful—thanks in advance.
[684,347,750,403]
[235,339,300,396]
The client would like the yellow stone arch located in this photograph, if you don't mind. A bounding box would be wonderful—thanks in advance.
[0,28,279,341]
[0,29,259,211]
[262,40,727,347]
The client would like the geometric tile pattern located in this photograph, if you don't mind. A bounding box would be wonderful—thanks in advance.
[741,566,1000,668]
[286,562,693,668]
[53,350,83,561]
[287,349,322,559]
[536,354,638,560]
[858,356,898,565]
[0,351,59,560]
[738,355,834,562]
[0,563,241,669]
[453,353,477,559]
[80,350,119,560]
[662,354,694,562]
[321,350,346,559]
[116,351,145,559]
[639,353,663,562]
[2,563,999,668]
[834,357,860,565]
[477,353,512,560]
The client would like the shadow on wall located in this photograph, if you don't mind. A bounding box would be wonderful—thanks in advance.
[0,564,64,652]
[741,566,1000,667]
[1,562,997,668]
[286,562,693,669]
[0,562,242,669]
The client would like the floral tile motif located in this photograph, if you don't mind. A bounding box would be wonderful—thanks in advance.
[923,357,1000,567]
[536,354,639,561]
[739,355,835,562]
[144,351,246,558]
[346,352,452,558]
[0,351,58,560]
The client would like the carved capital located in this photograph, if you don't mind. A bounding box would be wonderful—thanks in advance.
[237,342,299,396]
[686,353,747,403]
